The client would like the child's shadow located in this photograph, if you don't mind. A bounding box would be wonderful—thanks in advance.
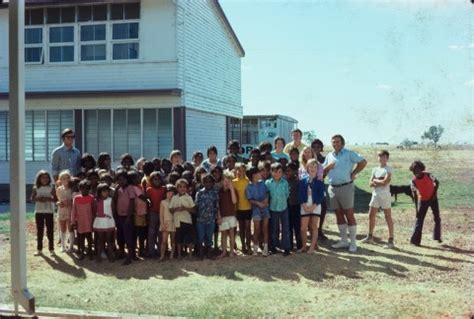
[41,254,87,279]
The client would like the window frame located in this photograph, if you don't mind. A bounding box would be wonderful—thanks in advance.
[78,21,108,63]
[47,23,77,64]
[110,20,140,61]
[24,26,45,65]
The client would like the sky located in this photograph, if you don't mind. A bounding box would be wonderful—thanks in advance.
[220,0,473,145]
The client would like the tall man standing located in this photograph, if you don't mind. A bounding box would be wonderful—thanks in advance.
[51,128,81,181]
[283,128,307,155]
[324,134,367,252]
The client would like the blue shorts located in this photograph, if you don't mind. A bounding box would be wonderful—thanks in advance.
[252,208,270,221]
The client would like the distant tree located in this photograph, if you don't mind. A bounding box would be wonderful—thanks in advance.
[421,125,444,147]
[302,130,317,145]
[400,139,418,149]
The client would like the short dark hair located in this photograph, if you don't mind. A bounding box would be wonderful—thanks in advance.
[61,128,74,139]
[274,136,286,149]
[246,166,259,180]
[86,169,99,179]
[202,174,215,184]
[97,152,111,170]
[270,162,283,172]
[291,128,303,137]
[150,171,162,181]
[81,153,96,169]
[331,134,345,146]
[289,147,300,155]
[143,161,155,176]
[409,160,425,173]
[127,170,140,185]
[228,140,240,149]
[96,183,110,196]
[192,151,203,161]
[120,153,134,166]
[78,179,91,190]
[378,150,390,159]
[258,141,272,153]
[286,161,298,172]
[207,145,218,156]
[311,139,324,151]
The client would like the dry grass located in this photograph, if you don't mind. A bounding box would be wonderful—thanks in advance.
[0,147,473,318]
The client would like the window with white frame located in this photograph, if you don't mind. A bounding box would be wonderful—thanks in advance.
[111,3,140,60]
[24,3,140,64]
[84,108,172,162]
[49,25,75,62]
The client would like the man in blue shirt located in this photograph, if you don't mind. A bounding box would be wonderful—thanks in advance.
[324,134,367,252]
[50,128,81,181]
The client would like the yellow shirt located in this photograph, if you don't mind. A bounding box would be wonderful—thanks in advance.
[169,194,195,228]
[232,177,252,211]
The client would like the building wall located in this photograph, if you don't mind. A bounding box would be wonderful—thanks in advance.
[177,0,242,118]
[0,0,178,92]
[185,108,226,161]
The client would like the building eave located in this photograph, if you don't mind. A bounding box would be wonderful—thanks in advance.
[0,88,182,99]
[211,0,245,57]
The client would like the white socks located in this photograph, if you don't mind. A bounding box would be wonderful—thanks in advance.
[338,224,348,243]
[348,225,357,244]
[60,231,66,251]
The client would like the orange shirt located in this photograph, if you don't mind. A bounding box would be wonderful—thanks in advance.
[146,186,166,213]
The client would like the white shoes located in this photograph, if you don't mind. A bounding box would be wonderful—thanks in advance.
[332,240,350,249]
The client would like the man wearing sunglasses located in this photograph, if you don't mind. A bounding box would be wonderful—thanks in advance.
[51,128,82,181]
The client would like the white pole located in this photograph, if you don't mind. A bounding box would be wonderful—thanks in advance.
[9,0,35,314]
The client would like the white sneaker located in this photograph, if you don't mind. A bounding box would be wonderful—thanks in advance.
[349,243,357,252]
[34,250,42,256]
[332,241,349,249]
[262,249,269,257]
[383,242,395,249]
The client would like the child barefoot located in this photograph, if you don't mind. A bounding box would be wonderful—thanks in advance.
[93,183,116,262]
[32,170,57,256]
[56,170,73,253]
[217,172,238,258]
[160,184,177,261]
[71,180,96,260]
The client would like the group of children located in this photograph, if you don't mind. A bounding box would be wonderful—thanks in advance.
[32,139,442,265]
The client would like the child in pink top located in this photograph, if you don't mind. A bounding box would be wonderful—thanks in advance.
[112,171,136,265]
[71,179,96,260]
[129,171,150,258]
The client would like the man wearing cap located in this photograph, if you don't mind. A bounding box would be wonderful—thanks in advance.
[324,134,367,252]
[50,128,82,181]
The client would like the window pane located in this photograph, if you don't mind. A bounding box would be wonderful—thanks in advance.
[25,111,33,161]
[33,111,46,161]
[25,28,42,44]
[85,110,98,156]
[125,3,140,19]
[158,109,172,158]
[81,25,105,41]
[81,44,106,61]
[25,47,42,63]
[143,109,157,159]
[98,110,111,154]
[113,43,139,60]
[93,5,107,21]
[127,109,141,160]
[111,4,123,20]
[113,110,127,160]
[50,26,74,43]
[50,46,74,62]
[61,7,75,23]
[0,112,7,161]
[30,9,44,25]
[78,6,92,22]
[47,8,60,24]
[112,23,138,39]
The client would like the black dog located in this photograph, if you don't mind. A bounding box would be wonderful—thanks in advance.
[390,185,414,202]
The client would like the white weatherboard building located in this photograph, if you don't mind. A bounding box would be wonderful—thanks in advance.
[0,0,244,188]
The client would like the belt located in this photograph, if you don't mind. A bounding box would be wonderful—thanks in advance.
[330,181,353,188]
